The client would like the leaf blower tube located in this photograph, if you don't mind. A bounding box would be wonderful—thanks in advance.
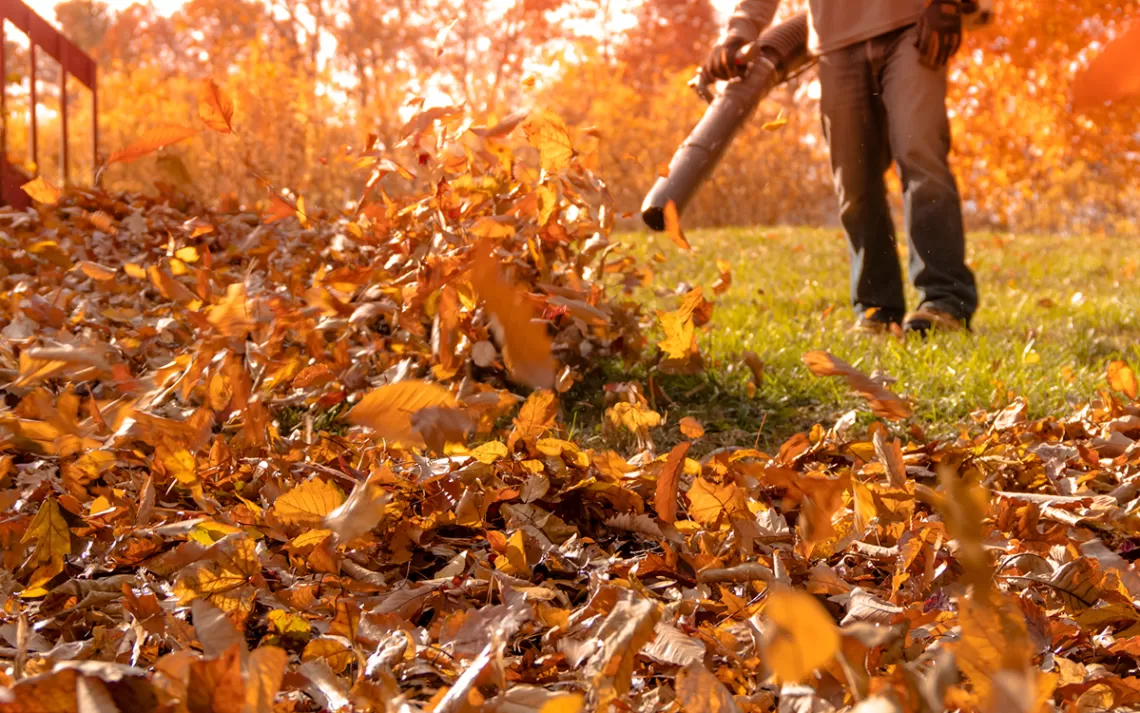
[641,12,814,231]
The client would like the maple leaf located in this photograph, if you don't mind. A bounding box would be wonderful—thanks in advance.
[108,124,199,164]
[199,78,235,133]
[21,176,61,204]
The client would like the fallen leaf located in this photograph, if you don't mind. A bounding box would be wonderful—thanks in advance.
[654,442,691,523]
[763,588,840,684]
[21,176,61,204]
[1108,360,1139,400]
[272,478,346,529]
[347,380,458,447]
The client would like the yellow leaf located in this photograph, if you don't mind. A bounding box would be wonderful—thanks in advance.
[495,530,531,577]
[19,560,64,598]
[538,694,585,713]
[76,260,117,281]
[663,200,692,251]
[470,441,509,464]
[302,637,354,674]
[675,662,739,713]
[208,283,255,338]
[198,78,235,133]
[21,498,71,565]
[469,244,557,390]
[509,389,559,450]
[521,109,574,172]
[677,417,705,440]
[175,246,201,263]
[347,380,458,448]
[657,308,696,361]
[162,447,198,485]
[290,529,334,550]
[188,520,243,546]
[267,609,311,638]
[468,216,515,239]
[124,263,146,279]
[272,478,346,528]
[607,401,662,437]
[109,124,199,164]
[21,175,60,204]
[763,588,839,683]
[761,111,788,131]
[1108,360,1139,400]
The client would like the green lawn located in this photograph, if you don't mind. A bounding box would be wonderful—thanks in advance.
[569,227,1140,451]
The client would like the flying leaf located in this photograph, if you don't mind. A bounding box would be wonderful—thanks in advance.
[686,477,746,527]
[678,417,705,439]
[271,478,346,529]
[803,350,911,420]
[108,124,199,164]
[495,530,531,577]
[192,598,245,658]
[347,380,458,447]
[654,442,690,524]
[323,469,392,544]
[663,200,692,251]
[264,195,296,224]
[1107,360,1139,400]
[245,646,288,713]
[763,588,840,684]
[521,109,574,173]
[198,78,235,133]
[761,110,788,131]
[208,283,255,338]
[469,244,557,390]
[509,389,559,449]
[21,176,60,204]
[76,260,117,281]
[675,662,743,713]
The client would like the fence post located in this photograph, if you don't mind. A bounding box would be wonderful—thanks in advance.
[28,42,36,173]
[60,43,68,186]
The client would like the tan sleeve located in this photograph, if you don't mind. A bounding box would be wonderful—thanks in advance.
[723,0,782,44]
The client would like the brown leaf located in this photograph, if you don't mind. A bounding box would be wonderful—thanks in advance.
[873,430,907,488]
[763,588,840,684]
[244,647,288,713]
[108,124,199,164]
[198,78,235,133]
[272,478,346,529]
[323,469,392,544]
[654,442,690,524]
[509,389,559,449]
[1108,360,1139,400]
[803,350,911,420]
[675,662,742,713]
[469,244,557,390]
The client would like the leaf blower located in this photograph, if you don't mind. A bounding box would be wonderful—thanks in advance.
[640,12,814,232]
[640,1,994,232]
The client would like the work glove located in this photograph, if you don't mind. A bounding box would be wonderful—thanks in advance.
[915,0,963,70]
[703,37,748,81]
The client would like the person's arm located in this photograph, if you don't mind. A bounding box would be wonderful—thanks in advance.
[704,0,781,80]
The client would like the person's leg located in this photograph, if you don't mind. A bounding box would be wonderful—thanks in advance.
[819,42,905,326]
[879,24,978,326]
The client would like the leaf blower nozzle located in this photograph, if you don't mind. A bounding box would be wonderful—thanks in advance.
[641,13,813,232]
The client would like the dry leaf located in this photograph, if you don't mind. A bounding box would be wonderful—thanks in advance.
[803,350,911,420]
[347,380,458,447]
[678,416,705,439]
[108,124,199,164]
[521,109,574,172]
[21,176,61,204]
[272,478,346,529]
[675,662,743,713]
[199,78,235,133]
[654,442,690,524]
[663,200,692,251]
[763,588,840,684]
[1107,360,1139,400]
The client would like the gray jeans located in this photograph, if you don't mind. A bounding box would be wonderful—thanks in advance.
[819,23,977,323]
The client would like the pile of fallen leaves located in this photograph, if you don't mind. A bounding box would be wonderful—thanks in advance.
[6,90,1140,713]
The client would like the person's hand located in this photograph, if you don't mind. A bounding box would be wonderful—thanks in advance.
[703,37,748,81]
[915,0,963,69]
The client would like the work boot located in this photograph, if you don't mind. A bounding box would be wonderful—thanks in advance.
[903,305,969,337]
[851,307,903,336]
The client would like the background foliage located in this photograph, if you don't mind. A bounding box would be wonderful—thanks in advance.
[3,0,1138,232]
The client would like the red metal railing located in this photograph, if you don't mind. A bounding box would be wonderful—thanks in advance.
[0,0,97,209]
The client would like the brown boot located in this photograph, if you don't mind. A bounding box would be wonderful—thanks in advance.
[903,306,969,336]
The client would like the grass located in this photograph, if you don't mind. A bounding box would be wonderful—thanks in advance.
[565,226,1140,452]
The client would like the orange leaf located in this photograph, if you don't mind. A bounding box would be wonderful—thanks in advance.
[654,442,690,524]
[347,380,458,448]
[678,417,705,439]
[21,176,60,204]
[1108,360,1139,400]
[264,195,296,224]
[108,124,199,164]
[802,350,911,421]
[663,200,692,251]
[469,244,557,390]
[199,78,235,133]
[1073,21,1140,109]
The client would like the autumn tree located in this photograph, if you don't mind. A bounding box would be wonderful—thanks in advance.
[618,0,718,86]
